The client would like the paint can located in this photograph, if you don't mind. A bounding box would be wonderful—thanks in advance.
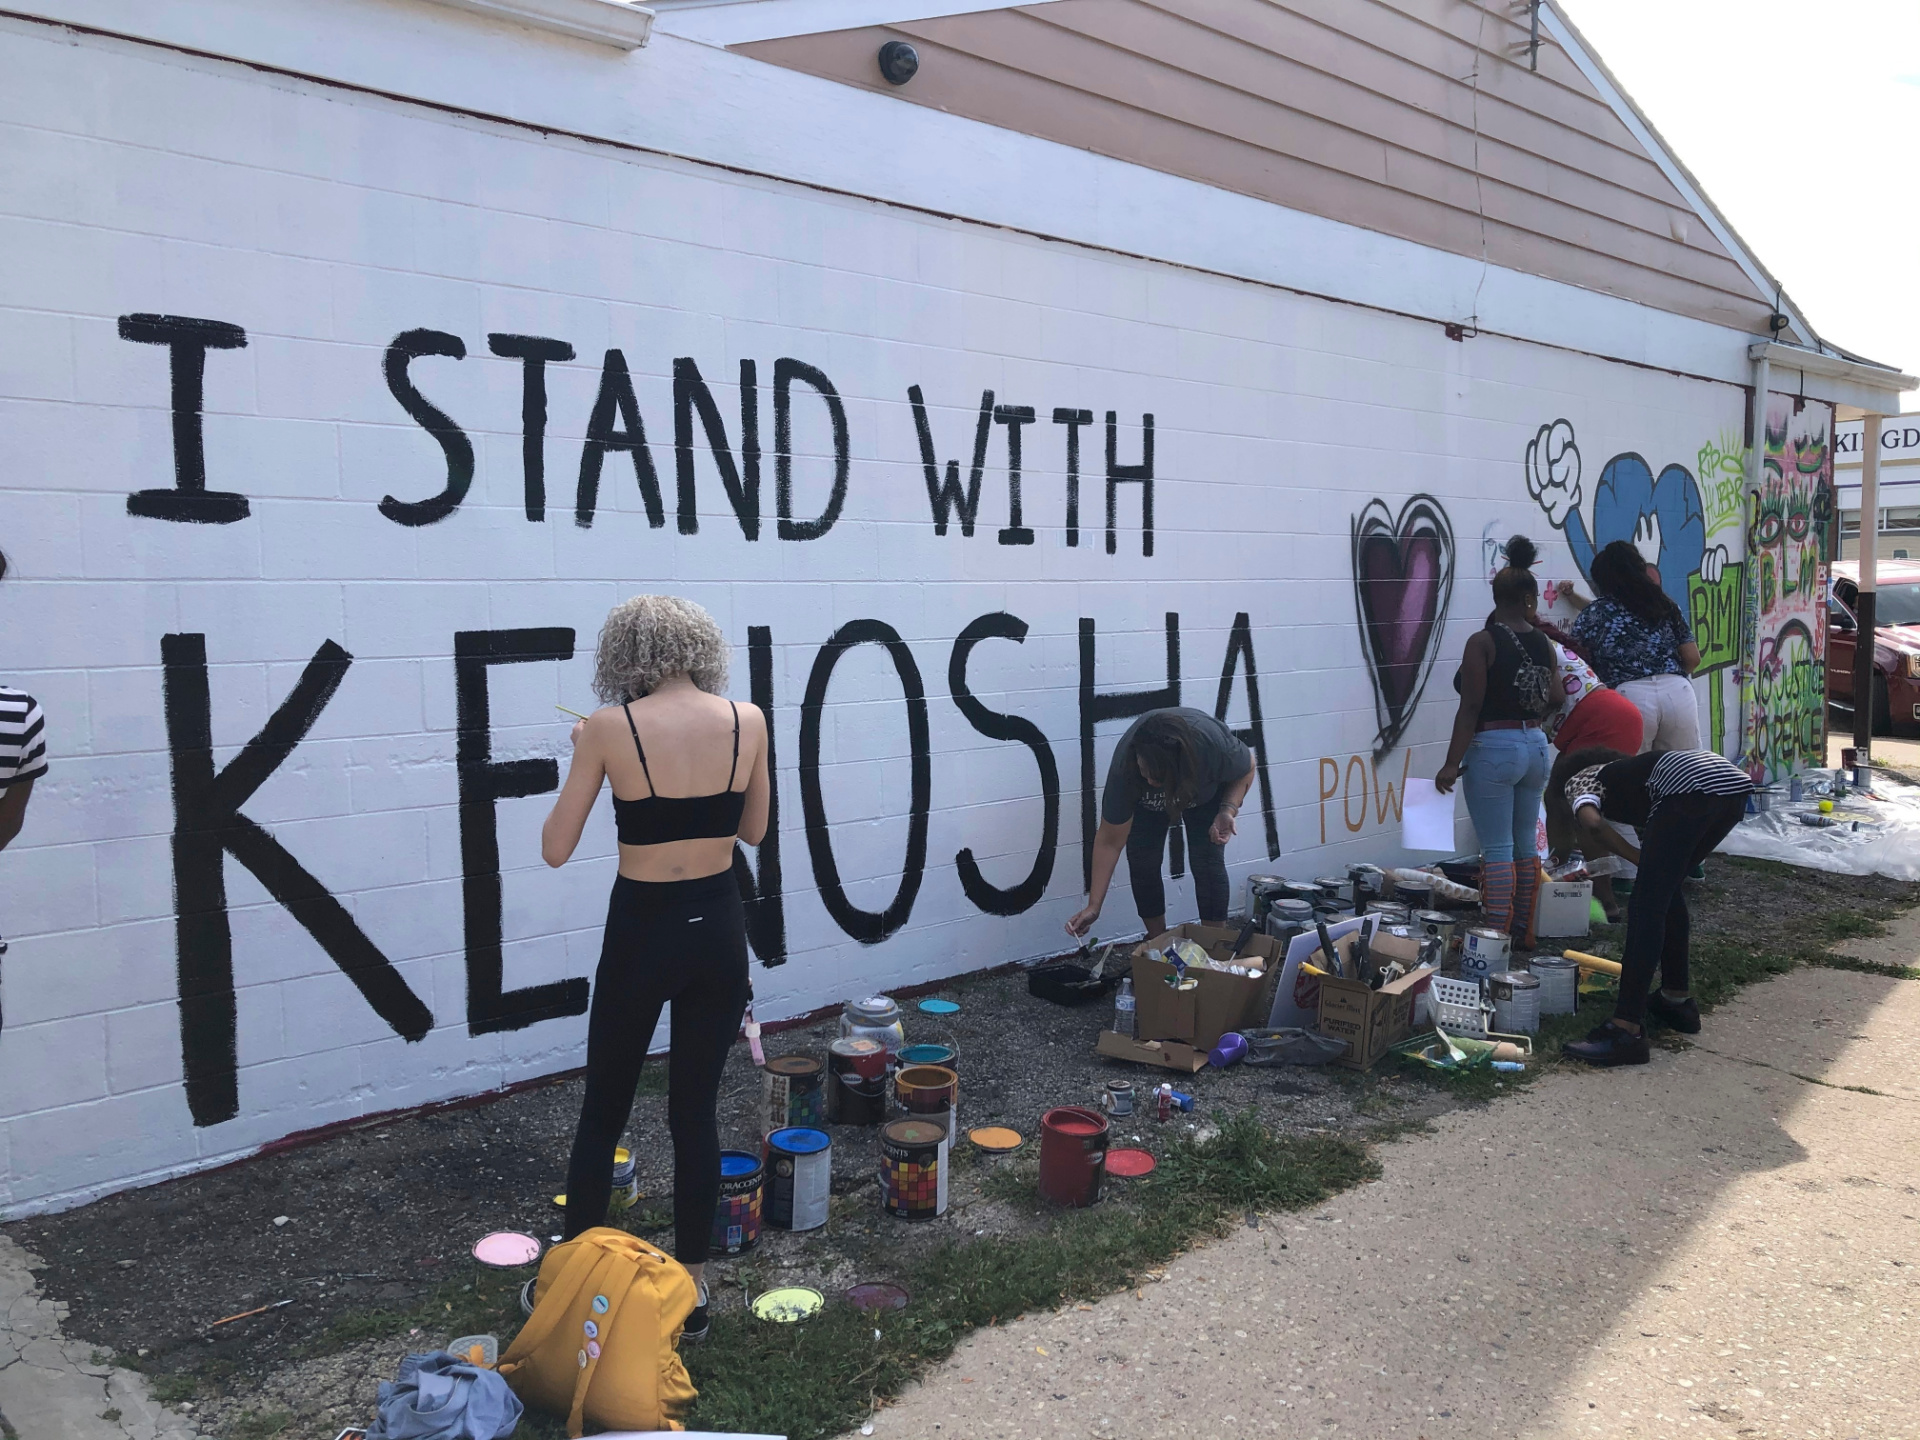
[1460,927,1511,987]
[1368,901,1411,928]
[1313,901,1355,923]
[1276,879,1321,904]
[711,1149,764,1256]
[898,1042,957,1069]
[1244,874,1288,927]
[1489,971,1542,1034]
[1266,897,1315,947]
[826,1037,889,1125]
[879,1118,949,1221]
[764,1127,832,1232]
[1420,913,1459,960]
[893,1063,959,1143]
[763,1055,826,1134]
[1527,955,1579,1016]
[608,1147,638,1213]
[1101,1080,1134,1116]
[839,995,907,1064]
[1312,876,1348,901]
[1038,1106,1109,1208]
[1394,877,1434,910]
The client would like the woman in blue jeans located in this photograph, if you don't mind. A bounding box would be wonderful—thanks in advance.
[1435,542,1558,943]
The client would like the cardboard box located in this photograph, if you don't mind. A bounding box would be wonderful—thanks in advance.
[1314,945,1437,1071]
[1131,924,1281,1052]
[1094,1030,1210,1073]
[1534,879,1593,938]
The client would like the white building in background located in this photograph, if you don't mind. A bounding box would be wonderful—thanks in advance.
[0,0,1911,1214]
[1836,414,1920,559]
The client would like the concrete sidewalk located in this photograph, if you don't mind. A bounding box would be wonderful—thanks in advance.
[0,1238,209,1440]
[868,915,1920,1439]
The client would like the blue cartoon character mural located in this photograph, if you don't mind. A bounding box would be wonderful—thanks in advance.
[1524,419,1731,602]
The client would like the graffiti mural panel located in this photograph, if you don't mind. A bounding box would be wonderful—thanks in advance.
[1742,397,1834,783]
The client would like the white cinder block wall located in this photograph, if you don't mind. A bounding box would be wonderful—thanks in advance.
[0,10,1760,1212]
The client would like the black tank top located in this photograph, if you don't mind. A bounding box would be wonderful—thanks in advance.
[611,701,748,845]
[1477,622,1557,722]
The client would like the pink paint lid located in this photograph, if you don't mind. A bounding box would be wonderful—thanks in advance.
[472,1231,542,1267]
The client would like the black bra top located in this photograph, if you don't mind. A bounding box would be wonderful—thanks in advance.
[612,701,748,846]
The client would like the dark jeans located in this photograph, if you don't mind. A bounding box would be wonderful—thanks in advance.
[562,870,750,1262]
[1614,792,1748,1025]
[1125,785,1230,925]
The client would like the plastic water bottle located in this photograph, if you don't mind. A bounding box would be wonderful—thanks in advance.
[1113,978,1136,1038]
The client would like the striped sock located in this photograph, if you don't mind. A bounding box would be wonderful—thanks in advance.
[1480,860,1516,934]
[1510,860,1542,946]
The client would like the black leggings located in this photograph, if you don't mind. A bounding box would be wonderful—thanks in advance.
[562,870,750,1263]
[1125,785,1231,925]
[1614,792,1747,1025]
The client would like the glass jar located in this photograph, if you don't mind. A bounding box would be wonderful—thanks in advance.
[838,995,906,1061]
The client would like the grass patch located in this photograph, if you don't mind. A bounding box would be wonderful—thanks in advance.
[227,1412,295,1439]
[684,1112,1374,1439]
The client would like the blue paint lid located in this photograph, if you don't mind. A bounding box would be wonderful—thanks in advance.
[719,1151,762,1177]
[918,998,960,1015]
[769,1126,831,1155]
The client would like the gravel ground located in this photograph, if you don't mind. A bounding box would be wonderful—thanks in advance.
[8,856,1915,1437]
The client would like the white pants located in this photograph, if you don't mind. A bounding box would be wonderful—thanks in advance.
[1616,673,1701,753]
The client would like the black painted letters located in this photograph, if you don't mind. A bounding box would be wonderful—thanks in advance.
[1105,411,1155,557]
[774,359,849,541]
[161,634,433,1126]
[576,349,665,530]
[950,613,1057,914]
[674,357,760,539]
[120,314,251,524]
[1078,614,1180,887]
[799,620,931,944]
[380,329,475,527]
[487,333,575,523]
[454,628,591,1035]
[910,386,994,537]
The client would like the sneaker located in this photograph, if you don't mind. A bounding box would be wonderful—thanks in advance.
[1564,1021,1650,1067]
[683,1282,710,1343]
[519,1277,538,1316]
[1687,862,1707,881]
[1645,992,1701,1034]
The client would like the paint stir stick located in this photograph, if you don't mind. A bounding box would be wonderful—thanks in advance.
[1561,949,1623,976]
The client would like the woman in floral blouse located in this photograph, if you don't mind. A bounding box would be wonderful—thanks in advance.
[1570,540,1702,751]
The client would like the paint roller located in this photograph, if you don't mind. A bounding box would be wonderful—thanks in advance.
[1561,948,1623,976]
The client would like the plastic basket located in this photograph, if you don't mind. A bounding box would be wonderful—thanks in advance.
[1428,975,1493,1036]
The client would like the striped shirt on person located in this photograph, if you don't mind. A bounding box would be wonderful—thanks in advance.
[1566,748,1751,826]
[0,687,47,790]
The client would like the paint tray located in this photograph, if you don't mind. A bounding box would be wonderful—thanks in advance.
[1027,960,1121,1007]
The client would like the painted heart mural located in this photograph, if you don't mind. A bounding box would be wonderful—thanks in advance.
[1351,494,1455,758]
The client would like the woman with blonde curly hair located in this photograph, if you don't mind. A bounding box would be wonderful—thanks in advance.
[540,595,769,1341]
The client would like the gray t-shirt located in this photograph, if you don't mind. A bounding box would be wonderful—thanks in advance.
[1101,707,1251,825]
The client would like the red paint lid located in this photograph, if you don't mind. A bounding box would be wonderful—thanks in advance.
[1106,1148,1156,1178]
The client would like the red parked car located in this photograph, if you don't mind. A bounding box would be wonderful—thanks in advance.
[1828,559,1920,736]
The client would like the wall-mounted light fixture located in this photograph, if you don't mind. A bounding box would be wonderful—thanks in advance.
[1769,312,1791,334]
[878,40,919,86]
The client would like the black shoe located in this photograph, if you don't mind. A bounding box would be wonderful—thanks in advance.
[1564,1022,1650,1067]
[1645,992,1701,1034]
[683,1282,710,1343]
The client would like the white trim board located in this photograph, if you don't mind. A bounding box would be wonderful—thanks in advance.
[5,0,1789,392]
[650,0,1030,46]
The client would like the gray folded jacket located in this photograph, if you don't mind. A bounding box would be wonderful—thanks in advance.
[368,1351,523,1440]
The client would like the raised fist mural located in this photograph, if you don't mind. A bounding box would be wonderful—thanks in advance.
[1524,419,1707,618]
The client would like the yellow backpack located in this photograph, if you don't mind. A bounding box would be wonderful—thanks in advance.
[498,1227,698,1436]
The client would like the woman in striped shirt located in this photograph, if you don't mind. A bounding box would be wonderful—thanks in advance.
[1546,745,1752,1067]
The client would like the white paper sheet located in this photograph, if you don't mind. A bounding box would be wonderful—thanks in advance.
[1399,777,1457,852]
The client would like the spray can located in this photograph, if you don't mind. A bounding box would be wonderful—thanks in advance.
[1155,1084,1172,1123]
